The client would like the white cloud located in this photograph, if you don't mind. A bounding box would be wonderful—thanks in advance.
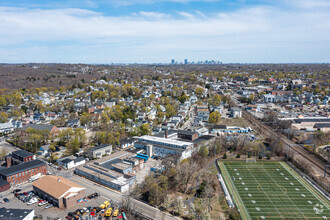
[0,0,329,63]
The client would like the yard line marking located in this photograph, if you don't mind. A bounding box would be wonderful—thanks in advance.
[281,162,330,209]
[246,164,284,219]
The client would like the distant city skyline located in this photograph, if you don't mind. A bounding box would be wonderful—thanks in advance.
[0,0,329,63]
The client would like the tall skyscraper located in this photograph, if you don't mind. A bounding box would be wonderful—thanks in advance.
[171,59,175,64]
[184,59,188,64]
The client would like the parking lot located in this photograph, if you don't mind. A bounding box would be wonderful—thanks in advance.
[1,185,125,219]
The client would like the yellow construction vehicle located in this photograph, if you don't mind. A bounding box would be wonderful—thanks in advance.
[113,209,119,217]
[105,207,113,217]
[99,200,110,209]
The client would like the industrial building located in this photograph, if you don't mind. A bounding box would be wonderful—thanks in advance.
[134,130,215,161]
[135,135,194,160]
[75,151,144,193]
[33,176,85,209]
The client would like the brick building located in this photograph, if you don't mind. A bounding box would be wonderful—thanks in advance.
[0,160,46,186]
[177,130,199,141]
[6,150,36,167]
[33,176,85,209]
[0,179,10,192]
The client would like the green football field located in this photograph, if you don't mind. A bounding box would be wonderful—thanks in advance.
[219,161,330,220]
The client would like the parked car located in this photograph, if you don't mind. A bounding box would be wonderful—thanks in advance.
[87,193,99,199]
[3,198,9,203]
[38,200,48,206]
[44,204,53,209]
[27,198,38,205]
[13,189,22,193]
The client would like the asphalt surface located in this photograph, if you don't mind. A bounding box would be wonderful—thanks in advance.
[68,174,178,220]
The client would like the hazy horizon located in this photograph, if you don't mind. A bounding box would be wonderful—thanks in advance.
[0,0,330,63]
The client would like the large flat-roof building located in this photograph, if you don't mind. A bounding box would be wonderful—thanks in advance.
[135,135,194,160]
[0,208,34,220]
[75,151,139,193]
[33,176,85,209]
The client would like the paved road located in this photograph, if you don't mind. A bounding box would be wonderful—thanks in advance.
[68,174,178,220]
[181,105,196,130]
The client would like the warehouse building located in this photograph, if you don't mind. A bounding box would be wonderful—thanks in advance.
[33,176,85,209]
[75,151,139,193]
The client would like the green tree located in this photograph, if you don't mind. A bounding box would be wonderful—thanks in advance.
[195,87,204,98]
[80,112,92,126]
[0,96,6,107]
[140,123,150,135]
[165,104,176,118]
[209,111,221,123]
[0,112,8,123]
[210,94,221,105]
[199,145,209,158]
[178,92,189,103]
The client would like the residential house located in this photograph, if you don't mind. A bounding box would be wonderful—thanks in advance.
[57,156,86,169]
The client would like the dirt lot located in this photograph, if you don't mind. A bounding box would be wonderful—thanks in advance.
[135,158,159,184]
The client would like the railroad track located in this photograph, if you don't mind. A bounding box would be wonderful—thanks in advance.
[242,111,329,175]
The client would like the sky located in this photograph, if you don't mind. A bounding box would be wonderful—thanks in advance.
[0,0,329,63]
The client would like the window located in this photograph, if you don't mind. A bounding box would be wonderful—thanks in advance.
[8,176,11,180]
[16,174,18,178]
[19,173,21,177]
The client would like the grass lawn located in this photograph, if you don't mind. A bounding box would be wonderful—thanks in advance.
[219,161,330,220]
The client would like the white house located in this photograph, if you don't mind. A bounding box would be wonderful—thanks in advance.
[57,156,85,169]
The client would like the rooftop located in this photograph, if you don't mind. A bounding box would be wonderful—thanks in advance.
[12,149,34,158]
[0,208,33,220]
[22,124,55,132]
[138,135,194,147]
[94,151,131,165]
[314,123,330,128]
[0,160,45,176]
[84,164,123,178]
[87,144,112,152]
[33,175,85,199]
